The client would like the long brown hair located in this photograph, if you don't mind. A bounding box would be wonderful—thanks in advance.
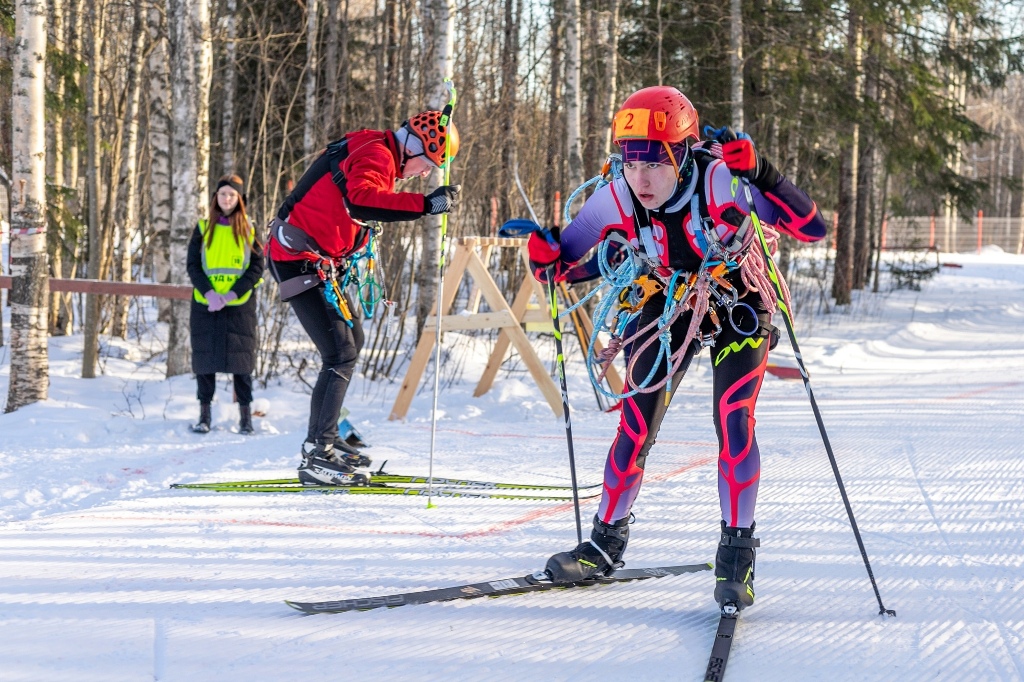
[206,174,263,253]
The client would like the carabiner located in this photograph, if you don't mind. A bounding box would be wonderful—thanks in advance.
[728,301,760,336]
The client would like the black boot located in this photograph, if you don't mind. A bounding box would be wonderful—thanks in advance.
[714,521,760,612]
[545,515,630,583]
[331,438,371,468]
[297,443,371,486]
[238,404,254,434]
[191,403,212,434]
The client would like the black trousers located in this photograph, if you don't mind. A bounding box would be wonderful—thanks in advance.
[196,373,254,406]
[273,259,365,444]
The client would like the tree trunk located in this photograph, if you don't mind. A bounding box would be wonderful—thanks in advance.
[148,3,173,323]
[600,0,620,160]
[323,0,339,137]
[853,32,876,290]
[81,0,105,378]
[831,11,861,306]
[221,0,237,172]
[544,0,562,224]
[194,0,212,203]
[304,0,320,158]
[729,0,743,129]
[167,0,200,377]
[110,1,147,338]
[6,0,51,411]
[48,0,72,336]
[565,0,583,189]
[414,0,454,339]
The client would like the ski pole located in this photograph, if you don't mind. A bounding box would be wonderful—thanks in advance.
[427,79,458,509]
[738,172,895,618]
[509,159,584,544]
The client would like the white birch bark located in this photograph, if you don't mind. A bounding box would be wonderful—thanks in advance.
[148,3,172,322]
[565,0,583,189]
[221,0,237,172]
[323,0,340,136]
[194,0,211,202]
[6,0,50,411]
[729,0,744,129]
[304,0,320,158]
[167,0,200,377]
[111,0,148,338]
[414,0,454,337]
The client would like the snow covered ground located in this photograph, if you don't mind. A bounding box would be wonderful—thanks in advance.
[1,250,1023,681]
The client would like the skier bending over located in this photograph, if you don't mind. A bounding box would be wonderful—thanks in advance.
[528,86,826,611]
[267,112,460,486]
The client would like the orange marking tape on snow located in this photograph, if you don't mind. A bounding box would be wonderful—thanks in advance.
[941,381,1022,401]
[410,424,716,448]
[63,457,715,540]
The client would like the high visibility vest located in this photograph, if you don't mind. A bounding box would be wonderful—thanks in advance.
[193,218,255,306]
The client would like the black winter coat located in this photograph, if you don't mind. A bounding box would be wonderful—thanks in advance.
[186,223,265,375]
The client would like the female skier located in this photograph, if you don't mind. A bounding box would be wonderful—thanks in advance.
[528,86,826,611]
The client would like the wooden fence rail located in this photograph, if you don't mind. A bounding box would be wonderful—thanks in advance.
[0,276,193,300]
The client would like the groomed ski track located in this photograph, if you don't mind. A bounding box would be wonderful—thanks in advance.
[1,250,1023,681]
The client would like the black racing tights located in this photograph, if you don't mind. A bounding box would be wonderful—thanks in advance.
[274,259,364,445]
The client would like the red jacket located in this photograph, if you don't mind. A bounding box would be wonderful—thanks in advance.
[268,129,426,261]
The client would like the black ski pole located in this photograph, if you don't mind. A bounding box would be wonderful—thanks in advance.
[511,158,584,544]
[739,174,895,617]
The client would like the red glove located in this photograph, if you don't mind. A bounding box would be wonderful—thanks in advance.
[527,229,564,283]
[722,138,758,176]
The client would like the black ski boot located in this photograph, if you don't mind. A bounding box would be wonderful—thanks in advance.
[238,404,254,435]
[331,438,372,468]
[297,443,371,486]
[545,515,630,583]
[190,403,212,434]
[714,521,760,612]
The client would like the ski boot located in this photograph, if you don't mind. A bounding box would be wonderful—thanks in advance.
[331,438,372,468]
[238,404,254,435]
[714,521,760,612]
[544,515,630,583]
[298,443,371,486]
[190,403,212,434]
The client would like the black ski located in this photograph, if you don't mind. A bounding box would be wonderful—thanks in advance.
[286,562,712,615]
[704,608,740,682]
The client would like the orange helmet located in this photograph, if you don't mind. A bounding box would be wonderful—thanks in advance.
[405,110,460,168]
[612,86,699,145]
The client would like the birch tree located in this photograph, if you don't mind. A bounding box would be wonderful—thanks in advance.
[80,0,104,378]
[304,0,319,158]
[221,0,236,171]
[6,0,50,411]
[111,0,147,338]
[167,0,200,377]
[414,0,453,337]
[729,0,743,129]
[148,3,172,322]
[565,0,583,189]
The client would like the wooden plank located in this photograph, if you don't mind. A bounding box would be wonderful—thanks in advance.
[423,310,517,331]
[465,249,562,416]
[0,276,192,299]
[466,244,493,313]
[388,243,473,421]
[475,274,535,397]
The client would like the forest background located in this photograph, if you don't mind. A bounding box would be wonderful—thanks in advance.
[0,0,1022,412]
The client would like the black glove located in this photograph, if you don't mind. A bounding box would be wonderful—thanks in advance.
[424,184,461,215]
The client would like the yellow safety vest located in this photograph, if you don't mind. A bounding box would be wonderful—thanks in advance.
[193,218,255,306]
